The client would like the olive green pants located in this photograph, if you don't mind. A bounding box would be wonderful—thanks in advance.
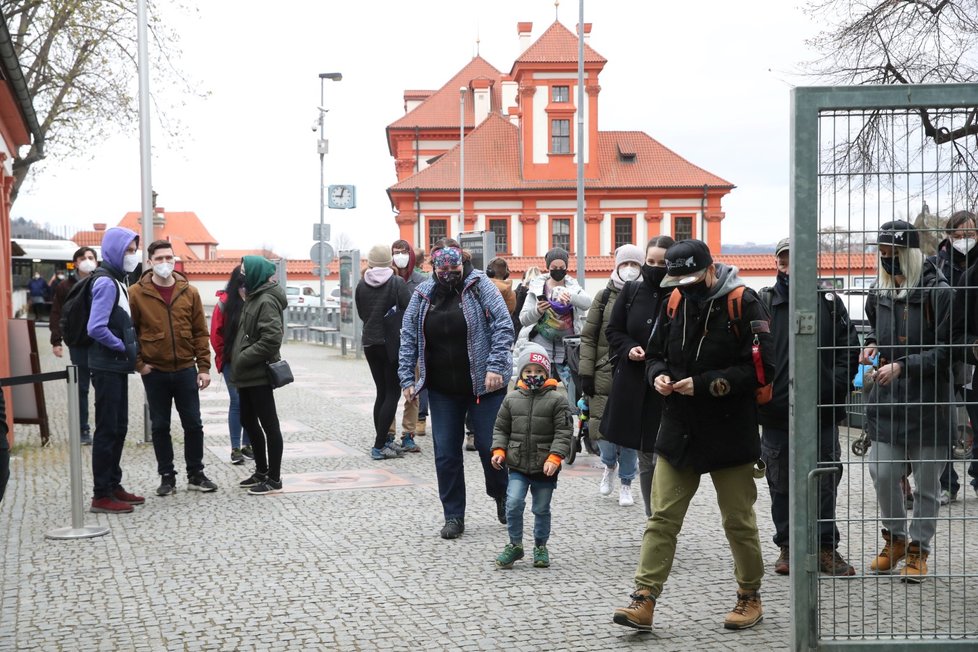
[634,457,764,597]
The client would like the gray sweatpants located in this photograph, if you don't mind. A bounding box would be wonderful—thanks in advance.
[868,440,945,552]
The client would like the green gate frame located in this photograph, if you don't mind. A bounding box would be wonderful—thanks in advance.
[790,83,978,651]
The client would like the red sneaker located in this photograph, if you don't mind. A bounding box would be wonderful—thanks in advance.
[90,497,134,514]
[113,487,145,505]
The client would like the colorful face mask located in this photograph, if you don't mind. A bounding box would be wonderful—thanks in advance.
[521,373,547,389]
[436,270,462,285]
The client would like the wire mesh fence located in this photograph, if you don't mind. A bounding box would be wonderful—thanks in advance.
[796,92,978,645]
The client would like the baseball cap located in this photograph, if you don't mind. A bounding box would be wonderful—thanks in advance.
[775,238,790,256]
[660,239,714,288]
[870,220,919,248]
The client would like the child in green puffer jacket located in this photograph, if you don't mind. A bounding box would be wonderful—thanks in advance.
[491,343,573,569]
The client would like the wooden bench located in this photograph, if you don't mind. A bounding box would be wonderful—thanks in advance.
[308,325,339,345]
[286,323,308,342]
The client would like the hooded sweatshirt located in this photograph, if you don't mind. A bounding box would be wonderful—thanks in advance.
[87,227,139,373]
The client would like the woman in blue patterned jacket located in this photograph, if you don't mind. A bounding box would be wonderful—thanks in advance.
[398,238,515,540]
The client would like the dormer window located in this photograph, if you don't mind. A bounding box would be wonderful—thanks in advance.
[551,85,569,103]
[551,119,570,154]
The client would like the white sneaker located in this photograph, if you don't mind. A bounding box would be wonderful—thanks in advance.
[939,490,950,506]
[619,483,634,506]
[600,465,615,496]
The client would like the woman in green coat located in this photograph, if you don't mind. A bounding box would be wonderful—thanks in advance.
[579,244,645,506]
[230,256,288,495]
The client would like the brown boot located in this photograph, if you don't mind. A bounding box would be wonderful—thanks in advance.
[612,588,656,631]
[724,590,763,630]
[899,542,929,583]
[774,546,789,575]
[869,529,907,574]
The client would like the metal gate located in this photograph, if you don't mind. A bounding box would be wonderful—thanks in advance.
[791,84,978,649]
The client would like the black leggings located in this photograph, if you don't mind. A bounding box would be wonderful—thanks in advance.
[238,385,284,482]
[365,344,401,450]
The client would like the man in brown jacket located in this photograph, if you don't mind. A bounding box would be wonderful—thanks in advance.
[130,240,217,496]
[486,257,516,313]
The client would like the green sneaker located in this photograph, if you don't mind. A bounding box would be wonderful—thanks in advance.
[495,543,524,569]
[533,545,550,568]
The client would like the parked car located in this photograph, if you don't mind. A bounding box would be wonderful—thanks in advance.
[286,284,320,307]
[325,287,340,307]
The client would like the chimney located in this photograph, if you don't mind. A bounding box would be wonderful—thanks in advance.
[472,78,492,125]
[153,206,165,229]
[577,22,592,43]
[517,22,532,53]
[93,223,106,232]
[501,77,517,114]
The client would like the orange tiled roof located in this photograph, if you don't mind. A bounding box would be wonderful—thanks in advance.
[70,230,105,247]
[118,211,219,246]
[513,21,607,66]
[388,56,504,130]
[389,113,733,192]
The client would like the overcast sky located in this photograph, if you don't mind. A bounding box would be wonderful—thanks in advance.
[11,0,820,259]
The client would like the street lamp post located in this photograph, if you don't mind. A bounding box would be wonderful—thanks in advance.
[459,86,466,236]
[318,72,342,328]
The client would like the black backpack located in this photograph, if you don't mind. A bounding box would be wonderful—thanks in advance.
[60,270,116,348]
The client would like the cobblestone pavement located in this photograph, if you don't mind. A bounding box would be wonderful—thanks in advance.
[2,337,977,650]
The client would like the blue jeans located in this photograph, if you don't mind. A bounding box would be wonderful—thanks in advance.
[68,345,91,436]
[91,370,129,498]
[427,388,508,520]
[222,366,250,449]
[505,470,557,546]
[554,362,578,415]
[597,440,638,483]
[141,367,205,477]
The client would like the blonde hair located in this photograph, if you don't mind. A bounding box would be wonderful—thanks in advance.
[878,246,923,298]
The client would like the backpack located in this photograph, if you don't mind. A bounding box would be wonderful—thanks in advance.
[60,270,117,348]
[665,286,772,404]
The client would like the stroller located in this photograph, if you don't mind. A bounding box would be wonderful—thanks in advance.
[560,335,600,464]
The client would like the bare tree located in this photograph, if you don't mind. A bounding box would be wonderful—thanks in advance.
[1,0,198,200]
[331,232,357,252]
[806,0,978,207]
[819,225,868,252]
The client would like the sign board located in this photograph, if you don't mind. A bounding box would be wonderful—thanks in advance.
[310,242,335,267]
[272,258,287,288]
[458,231,496,271]
[313,223,331,242]
[338,250,361,342]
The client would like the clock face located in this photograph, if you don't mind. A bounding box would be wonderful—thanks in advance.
[328,184,355,209]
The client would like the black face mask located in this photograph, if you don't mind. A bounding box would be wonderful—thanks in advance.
[678,280,710,301]
[776,271,789,291]
[642,264,667,288]
[549,268,567,282]
[879,255,902,277]
[435,271,462,287]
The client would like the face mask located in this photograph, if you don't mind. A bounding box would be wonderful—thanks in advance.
[776,271,789,290]
[393,253,410,268]
[952,238,976,255]
[521,373,547,389]
[123,252,142,273]
[549,268,567,282]
[879,255,902,277]
[57,274,65,280]
[618,266,640,283]
[436,270,462,286]
[642,264,667,288]
[678,280,709,301]
[153,262,175,279]
[77,260,97,274]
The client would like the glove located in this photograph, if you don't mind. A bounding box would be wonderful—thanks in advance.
[580,374,595,397]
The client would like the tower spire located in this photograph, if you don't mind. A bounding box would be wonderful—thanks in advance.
[555,0,560,20]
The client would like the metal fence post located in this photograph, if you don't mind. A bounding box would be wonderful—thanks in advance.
[45,365,109,540]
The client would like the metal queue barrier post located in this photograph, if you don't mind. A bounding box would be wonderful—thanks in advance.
[0,365,109,540]
[45,365,109,539]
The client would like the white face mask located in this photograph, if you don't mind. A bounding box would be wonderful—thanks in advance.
[952,238,976,255]
[77,259,97,274]
[123,251,142,273]
[393,253,410,269]
[618,266,640,282]
[153,262,175,279]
